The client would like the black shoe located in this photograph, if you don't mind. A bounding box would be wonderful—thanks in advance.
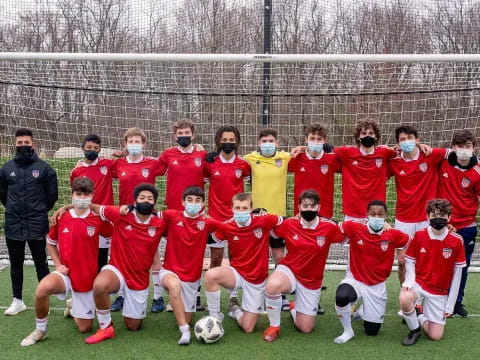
[151,297,165,313]
[196,296,205,312]
[317,304,325,315]
[453,303,468,317]
[281,295,290,311]
[229,296,240,308]
[111,296,124,312]
[402,328,421,346]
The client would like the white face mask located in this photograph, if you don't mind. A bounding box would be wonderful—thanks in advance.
[72,197,91,209]
[455,148,473,161]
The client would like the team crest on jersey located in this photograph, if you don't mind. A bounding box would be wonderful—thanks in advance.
[253,228,263,238]
[321,165,329,174]
[419,163,428,173]
[197,221,205,230]
[148,227,156,237]
[380,241,389,251]
[194,158,202,167]
[32,170,40,178]
[87,226,96,237]
[275,159,282,168]
[375,158,382,168]
[316,236,325,247]
[462,177,471,188]
[443,248,452,259]
[235,169,242,178]
[141,168,149,178]
[100,166,108,175]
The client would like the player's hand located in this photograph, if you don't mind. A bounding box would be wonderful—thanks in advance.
[112,149,127,158]
[51,205,72,225]
[418,143,432,155]
[383,222,392,231]
[205,151,217,163]
[447,224,457,233]
[195,144,205,152]
[290,146,306,158]
[119,205,131,216]
[56,264,69,275]
[323,143,334,153]
[445,312,452,318]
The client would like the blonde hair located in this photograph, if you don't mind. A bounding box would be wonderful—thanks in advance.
[123,127,146,143]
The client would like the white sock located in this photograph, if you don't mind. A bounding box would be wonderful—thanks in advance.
[152,271,163,300]
[35,317,48,332]
[290,308,297,322]
[352,304,364,320]
[334,304,355,344]
[265,293,282,327]
[230,290,238,298]
[418,314,427,327]
[96,308,112,329]
[402,309,420,331]
[205,290,221,316]
[178,324,190,345]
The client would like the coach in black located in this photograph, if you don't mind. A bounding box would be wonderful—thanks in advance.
[0,128,58,315]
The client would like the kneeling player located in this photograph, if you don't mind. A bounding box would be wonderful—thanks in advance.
[204,193,282,333]
[399,199,465,346]
[263,190,345,342]
[334,200,410,344]
[21,178,112,346]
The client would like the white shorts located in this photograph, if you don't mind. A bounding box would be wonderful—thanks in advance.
[99,235,110,249]
[159,269,200,313]
[412,282,447,325]
[344,215,367,222]
[208,240,226,249]
[395,219,429,237]
[52,271,95,320]
[228,266,265,314]
[275,265,321,316]
[103,264,149,319]
[341,275,387,323]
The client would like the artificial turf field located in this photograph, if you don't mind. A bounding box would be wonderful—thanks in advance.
[0,266,479,360]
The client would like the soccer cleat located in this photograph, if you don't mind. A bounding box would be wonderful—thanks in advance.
[20,329,47,347]
[453,303,468,317]
[289,301,295,311]
[166,303,173,312]
[334,331,355,344]
[210,312,225,322]
[227,304,241,320]
[178,329,191,345]
[415,304,424,316]
[317,304,325,315]
[151,297,165,313]
[110,296,124,312]
[85,325,115,344]
[263,326,281,342]
[401,328,421,346]
[4,298,27,316]
[196,296,205,312]
[229,296,240,309]
[64,298,73,318]
[281,295,290,311]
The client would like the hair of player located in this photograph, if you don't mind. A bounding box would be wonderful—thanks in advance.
[123,127,147,144]
[258,128,278,140]
[15,128,33,139]
[134,183,159,203]
[182,185,205,201]
[305,123,328,139]
[395,125,418,143]
[172,118,195,134]
[298,189,320,206]
[452,130,476,147]
[214,125,241,154]
[367,199,387,212]
[426,199,451,216]
[81,134,101,148]
[232,192,253,207]
[354,118,381,145]
[71,176,94,194]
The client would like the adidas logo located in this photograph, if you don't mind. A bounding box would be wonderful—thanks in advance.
[399,170,405,175]
[173,160,178,165]
[293,234,299,240]
[9,171,15,177]
[62,228,70,233]
[214,171,220,176]
[443,173,448,178]
[87,310,93,315]
[300,167,306,172]
[256,160,261,164]
[177,221,183,227]
[121,171,126,176]
[233,236,239,240]
[469,241,475,246]
[125,225,132,231]
[257,306,262,311]
[352,161,358,166]
[420,248,427,253]
[357,240,364,245]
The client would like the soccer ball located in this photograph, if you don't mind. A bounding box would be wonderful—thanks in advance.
[194,316,224,344]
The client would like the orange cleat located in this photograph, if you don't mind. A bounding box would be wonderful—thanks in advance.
[289,301,296,311]
[263,326,281,342]
[85,324,115,344]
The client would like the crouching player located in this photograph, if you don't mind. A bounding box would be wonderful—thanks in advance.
[204,193,283,333]
[21,177,112,346]
[399,199,466,346]
[334,200,410,344]
[263,190,346,342]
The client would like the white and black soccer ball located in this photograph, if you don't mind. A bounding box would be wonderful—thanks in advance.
[194,316,224,344]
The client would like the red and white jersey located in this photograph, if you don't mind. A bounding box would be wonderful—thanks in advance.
[161,210,220,282]
[438,160,480,229]
[405,227,466,295]
[213,214,282,284]
[288,152,341,219]
[47,209,113,292]
[388,148,447,222]
[334,146,396,218]
[111,156,162,205]
[100,206,166,290]
[339,220,410,285]
[157,147,207,210]
[204,154,250,221]
[273,217,345,289]
[70,158,115,205]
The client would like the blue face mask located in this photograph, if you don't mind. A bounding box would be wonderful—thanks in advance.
[185,203,202,216]
[307,142,323,153]
[234,211,250,225]
[127,144,143,156]
[399,140,416,153]
[260,142,276,157]
[368,217,385,232]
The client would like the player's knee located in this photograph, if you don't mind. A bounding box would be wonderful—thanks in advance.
[204,269,218,286]
[295,323,314,334]
[35,284,52,298]
[427,332,442,341]
[77,323,92,333]
[265,280,282,296]
[242,323,255,333]
[125,319,142,331]
[335,284,357,307]
[363,321,381,336]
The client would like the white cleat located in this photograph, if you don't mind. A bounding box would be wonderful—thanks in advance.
[178,330,191,345]
[21,329,47,347]
[210,312,225,322]
[4,298,27,316]
[64,298,73,318]
[334,331,355,344]
[166,303,173,312]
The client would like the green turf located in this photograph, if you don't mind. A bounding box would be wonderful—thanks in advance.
[0,266,479,359]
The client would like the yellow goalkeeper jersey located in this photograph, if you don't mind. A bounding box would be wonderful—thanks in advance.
[244,150,291,216]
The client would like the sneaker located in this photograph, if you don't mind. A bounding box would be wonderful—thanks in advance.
[281,296,290,311]
[289,301,295,311]
[453,303,468,317]
[401,329,421,346]
[20,329,47,347]
[196,296,205,312]
[151,297,165,313]
[110,296,124,312]
[415,304,424,316]
[227,304,241,319]
[85,325,115,344]
[263,326,281,342]
[4,298,27,316]
[317,304,325,315]
[166,303,173,312]
[229,296,240,309]
[64,298,73,318]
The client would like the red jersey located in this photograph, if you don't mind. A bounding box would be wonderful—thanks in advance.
[100,206,166,290]
[438,160,480,229]
[273,217,345,289]
[339,220,410,285]
[161,210,220,282]
[70,158,115,205]
[335,146,396,218]
[288,152,340,218]
[213,214,282,284]
[47,209,112,292]
[204,155,251,220]
[388,148,446,222]
[157,147,207,210]
[405,228,466,295]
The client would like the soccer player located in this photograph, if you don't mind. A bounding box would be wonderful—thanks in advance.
[84,183,167,344]
[204,193,283,333]
[438,130,480,317]
[20,177,112,346]
[334,200,410,344]
[262,190,345,342]
[400,199,465,346]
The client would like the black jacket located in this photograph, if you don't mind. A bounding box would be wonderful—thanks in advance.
[0,153,58,241]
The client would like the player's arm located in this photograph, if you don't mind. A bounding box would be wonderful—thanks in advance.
[50,204,74,226]
[45,227,68,274]
[445,265,463,315]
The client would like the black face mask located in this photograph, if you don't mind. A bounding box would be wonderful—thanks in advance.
[15,145,35,163]
[220,142,236,154]
[430,217,448,230]
[136,202,154,215]
[359,136,376,148]
[84,150,99,161]
[177,136,192,148]
[301,210,317,222]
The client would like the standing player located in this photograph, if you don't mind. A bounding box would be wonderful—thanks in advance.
[263,190,345,342]
[204,193,283,333]
[438,130,480,317]
[20,178,112,346]
[333,200,410,344]
[400,199,465,345]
